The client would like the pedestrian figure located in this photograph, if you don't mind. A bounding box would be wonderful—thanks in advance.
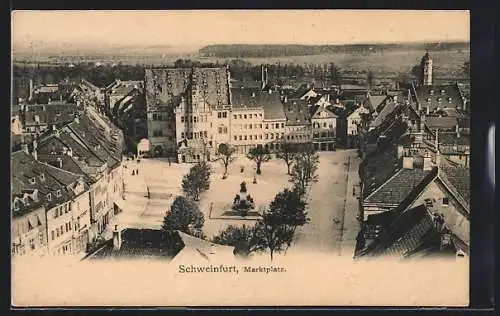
[132,170,135,176]
[147,187,151,199]
[136,169,139,175]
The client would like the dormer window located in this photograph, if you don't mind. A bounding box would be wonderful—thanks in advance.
[429,90,434,95]
[14,200,20,211]
[29,177,36,185]
[46,193,52,201]
[426,98,431,102]
[440,89,445,94]
[56,190,62,197]
[39,174,45,181]
[24,196,29,206]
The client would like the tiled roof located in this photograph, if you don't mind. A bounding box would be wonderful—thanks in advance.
[35,85,59,94]
[11,151,76,217]
[440,161,470,208]
[425,116,459,130]
[364,168,434,206]
[24,103,77,127]
[413,84,464,112]
[370,101,398,129]
[145,67,230,110]
[231,88,285,120]
[438,132,470,146]
[230,79,262,89]
[310,104,338,119]
[359,205,451,258]
[283,100,311,126]
[90,229,184,260]
[362,145,401,198]
[110,85,135,97]
[367,95,387,110]
[341,84,366,91]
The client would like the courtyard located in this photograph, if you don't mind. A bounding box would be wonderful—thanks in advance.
[109,150,361,256]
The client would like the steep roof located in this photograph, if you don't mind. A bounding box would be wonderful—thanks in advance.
[439,160,470,210]
[364,168,435,206]
[370,101,399,129]
[425,116,459,130]
[24,103,77,127]
[358,204,457,258]
[231,88,285,120]
[11,151,77,217]
[413,84,464,112]
[284,100,311,126]
[145,67,230,110]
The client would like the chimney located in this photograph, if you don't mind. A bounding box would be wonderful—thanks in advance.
[113,225,122,251]
[284,95,288,103]
[435,130,441,166]
[402,156,414,169]
[21,143,29,155]
[327,94,330,103]
[29,79,34,101]
[423,156,433,170]
[56,157,63,168]
[426,106,430,115]
[393,95,398,103]
[268,89,272,94]
[252,92,256,98]
[74,116,79,124]
[456,124,460,138]
[397,145,404,159]
[32,149,38,161]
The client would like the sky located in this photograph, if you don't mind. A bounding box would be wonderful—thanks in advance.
[12,10,470,49]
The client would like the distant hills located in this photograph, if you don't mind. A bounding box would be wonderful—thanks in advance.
[199,41,470,58]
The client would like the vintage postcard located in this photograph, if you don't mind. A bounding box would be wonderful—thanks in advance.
[11,10,470,307]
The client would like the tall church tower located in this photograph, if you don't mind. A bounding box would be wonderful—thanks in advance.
[420,50,433,86]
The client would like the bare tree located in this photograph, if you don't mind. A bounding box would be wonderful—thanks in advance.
[275,142,299,175]
[247,145,272,175]
[216,143,236,178]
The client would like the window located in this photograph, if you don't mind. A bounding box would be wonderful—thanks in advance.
[249,114,252,119]
[30,178,36,184]
[188,132,193,139]
[181,132,185,139]
[218,127,223,134]
[51,230,55,240]
[181,116,185,123]
[323,123,327,128]
[244,114,247,119]
[239,114,242,119]
[265,124,269,129]
[234,136,238,141]
[194,132,198,139]
[217,112,222,119]
[244,135,247,140]
[281,123,285,128]
[244,124,248,129]
[259,124,262,129]
[442,197,449,205]
[265,134,269,140]
[249,124,252,130]
[29,238,35,250]
[276,123,279,129]
[259,135,262,140]
[189,116,193,123]
[224,127,228,134]
[234,115,237,119]
[204,131,208,138]
[239,135,242,141]
[259,113,263,117]
[46,193,52,201]
[271,134,274,139]
[194,116,198,123]
[249,135,253,140]
[222,112,227,118]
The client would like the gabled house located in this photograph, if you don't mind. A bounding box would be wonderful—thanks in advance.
[355,204,463,259]
[309,103,338,151]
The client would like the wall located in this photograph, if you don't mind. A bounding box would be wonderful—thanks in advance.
[230,108,266,155]
[46,201,74,255]
[71,191,92,254]
[11,207,47,257]
[410,179,469,246]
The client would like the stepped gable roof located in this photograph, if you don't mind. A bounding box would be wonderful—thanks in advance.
[358,204,457,258]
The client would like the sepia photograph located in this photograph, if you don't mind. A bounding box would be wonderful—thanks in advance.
[11,10,470,307]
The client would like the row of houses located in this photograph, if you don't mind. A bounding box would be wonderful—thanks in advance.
[354,81,470,259]
[11,105,125,257]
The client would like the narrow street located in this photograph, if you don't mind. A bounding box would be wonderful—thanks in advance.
[292,150,361,257]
